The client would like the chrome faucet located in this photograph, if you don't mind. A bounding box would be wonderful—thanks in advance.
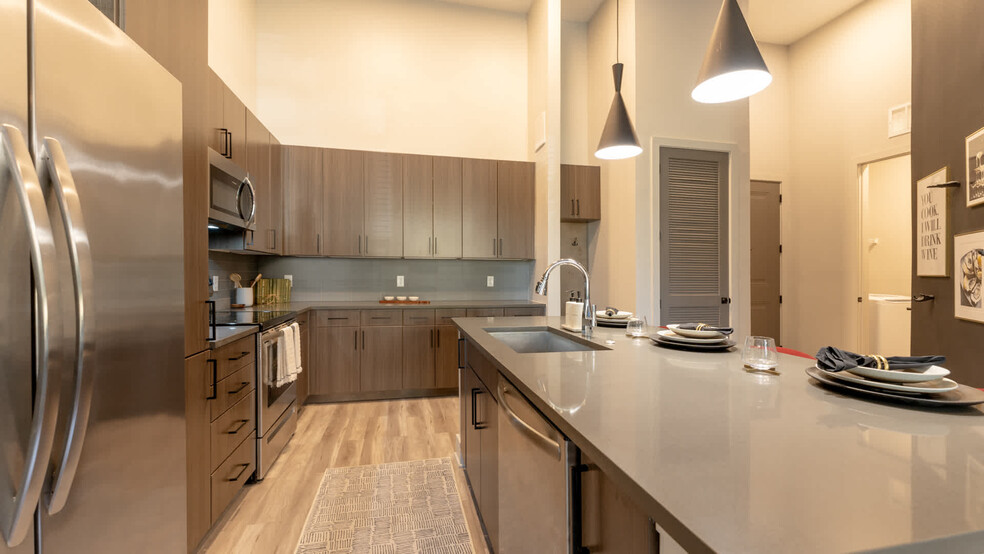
[534,259,595,337]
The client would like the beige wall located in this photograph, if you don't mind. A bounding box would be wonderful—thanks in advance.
[749,43,791,183]
[208,0,257,111]
[253,0,528,160]
[863,155,912,296]
[752,0,911,354]
[562,20,590,165]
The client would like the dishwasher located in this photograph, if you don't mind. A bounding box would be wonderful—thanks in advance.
[497,374,576,553]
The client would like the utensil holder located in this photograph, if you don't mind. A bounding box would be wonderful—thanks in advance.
[235,287,254,307]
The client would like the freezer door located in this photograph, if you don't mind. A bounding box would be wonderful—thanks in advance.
[33,0,186,552]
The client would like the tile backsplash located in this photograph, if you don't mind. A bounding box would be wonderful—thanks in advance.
[208,252,260,310]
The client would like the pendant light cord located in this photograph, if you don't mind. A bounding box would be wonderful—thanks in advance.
[616,0,619,63]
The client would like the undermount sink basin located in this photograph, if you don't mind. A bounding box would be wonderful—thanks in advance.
[485,327,610,354]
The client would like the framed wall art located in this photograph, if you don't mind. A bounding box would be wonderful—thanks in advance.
[966,127,984,207]
[954,230,984,323]
[917,167,950,277]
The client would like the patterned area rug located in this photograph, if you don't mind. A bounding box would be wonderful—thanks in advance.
[296,458,474,553]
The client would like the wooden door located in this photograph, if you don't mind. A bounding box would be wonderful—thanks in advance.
[311,326,360,395]
[206,69,226,156]
[497,160,534,259]
[462,158,498,258]
[478,388,498,552]
[433,156,462,258]
[561,164,577,220]
[402,326,435,389]
[223,85,247,168]
[244,110,270,253]
[268,135,283,254]
[283,146,322,256]
[184,351,211,551]
[323,149,365,256]
[403,154,433,258]
[750,180,781,343]
[360,326,403,392]
[435,325,459,388]
[462,367,482,506]
[364,152,403,257]
[576,165,602,221]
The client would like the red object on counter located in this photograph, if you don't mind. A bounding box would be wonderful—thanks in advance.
[777,347,814,360]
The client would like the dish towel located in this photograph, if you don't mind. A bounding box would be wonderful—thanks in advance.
[274,324,302,387]
[815,346,945,372]
[289,322,303,378]
[676,323,734,335]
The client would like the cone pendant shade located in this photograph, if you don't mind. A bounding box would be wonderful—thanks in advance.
[595,63,642,160]
[692,0,772,104]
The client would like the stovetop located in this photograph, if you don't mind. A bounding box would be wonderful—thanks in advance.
[214,310,295,330]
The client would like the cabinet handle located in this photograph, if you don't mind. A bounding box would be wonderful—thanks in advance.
[428,236,432,255]
[226,130,233,159]
[430,329,434,348]
[576,199,580,216]
[268,229,276,251]
[354,329,358,350]
[227,463,250,482]
[499,238,503,257]
[362,330,366,350]
[323,317,350,320]
[571,199,575,215]
[317,234,321,255]
[206,359,218,400]
[228,381,250,395]
[206,300,216,341]
[228,351,250,361]
[219,128,229,157]
[365,235,369,255]
[436,329,440,348]
[434,236,438,255]
[457,338,465,369]
[471,387,480,428]
[357,234,361,254]
[226,419,249,435]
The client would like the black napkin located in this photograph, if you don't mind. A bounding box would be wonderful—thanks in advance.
[815,346,945,372]
[675,323,734,335]
[604,307,619,317]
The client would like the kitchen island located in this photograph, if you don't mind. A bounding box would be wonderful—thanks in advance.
[454,316,984,553]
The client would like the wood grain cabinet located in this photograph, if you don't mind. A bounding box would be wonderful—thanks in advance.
[244,109,273,253]
[183,351,211,552]
[269,135,283,254]
[283,145,323,256]
[364,151,403,257]
[206,69,246,168]
[360,326,403,392]
[404,155,462,258]
[561,164,601,222]
[461,363,498,551]
[434,157,463,258]
[403,326,436,389]
[462,158,499,258]
[496,160,535,259]
[310,326,361,395]
[323,148,365,256]
[580,451,660,553]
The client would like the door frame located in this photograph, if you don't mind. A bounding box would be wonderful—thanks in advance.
[749,179,783,344]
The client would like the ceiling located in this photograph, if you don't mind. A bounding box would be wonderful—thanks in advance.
[436,0,605,23]
[746,0,869,45]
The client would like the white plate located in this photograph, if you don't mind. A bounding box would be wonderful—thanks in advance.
[816,365,958,394]
[846,364,950,384]
[655,329,727,344]
[596,310,633,319]
[666,324,726,339]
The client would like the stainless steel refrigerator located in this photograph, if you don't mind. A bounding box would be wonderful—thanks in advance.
[0,0,186,552]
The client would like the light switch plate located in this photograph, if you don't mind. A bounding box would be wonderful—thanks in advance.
[211,275,218,292]
[285,274,293,284]
[397,275,405,287]
[487,275,494,287]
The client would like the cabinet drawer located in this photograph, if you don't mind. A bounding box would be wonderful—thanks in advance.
[436,309,467,324]
[210,364,255,422]
[403,309,435,326]
[210,431,256,524]
[361,309,402,326]
[211,391,256,471]
[214,335,255,381]
[316,310,360,327]
[504,306,545,317]
[466,308,504,318]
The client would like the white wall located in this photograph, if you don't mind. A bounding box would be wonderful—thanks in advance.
[208,0,257,111]
[750,0,911,354]
[562,20,590,165]
[749,43,790,183]
[253,0,529,160]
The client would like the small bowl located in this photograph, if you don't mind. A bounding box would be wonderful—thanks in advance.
[408,296,420,301]
[396,296,408,301]
[383,296,395,301]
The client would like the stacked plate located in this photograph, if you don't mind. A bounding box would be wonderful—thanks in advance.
[649,326,735,352]
[595,310,632,328]
[807,363,984,407]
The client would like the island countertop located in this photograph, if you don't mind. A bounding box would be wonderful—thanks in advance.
[453,316,984,553]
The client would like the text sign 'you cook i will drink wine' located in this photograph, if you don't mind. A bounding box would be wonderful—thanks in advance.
[917,167,949,277]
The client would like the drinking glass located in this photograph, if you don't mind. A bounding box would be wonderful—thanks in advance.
[742,336,778,370]
[625,316,648,337]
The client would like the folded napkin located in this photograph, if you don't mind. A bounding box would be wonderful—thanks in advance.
[597,307,632,319]
[815,346,945,372]
[676,323,734,335]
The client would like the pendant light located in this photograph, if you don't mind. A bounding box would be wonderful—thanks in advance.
[595,0,642,160]
[692,0,772,104]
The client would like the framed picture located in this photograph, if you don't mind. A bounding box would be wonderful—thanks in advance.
[954,230,984,323]
[917,167,950,277]
[966,127,984,207]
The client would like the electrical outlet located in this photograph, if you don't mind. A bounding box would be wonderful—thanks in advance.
[211,275,219,292]
[487,275,494,287]
[285,274,293,284]
[397,275,405,287]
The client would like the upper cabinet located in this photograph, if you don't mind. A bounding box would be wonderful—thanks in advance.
[323,149,365,256]
[433,157,463,259]
[207,69,246,168]
[404,155,463,259]
[561,164,601,222]
[496,160,534,259]
[364,152,404,257]
[462,158,498,259]
[245,109,274,254]
[283,145,323,256]
[269,135,283,255]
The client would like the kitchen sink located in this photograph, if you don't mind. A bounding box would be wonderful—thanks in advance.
[485,327,610,354]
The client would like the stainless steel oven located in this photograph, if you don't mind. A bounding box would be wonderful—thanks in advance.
[208,147,255,231]
[256,319,298,479]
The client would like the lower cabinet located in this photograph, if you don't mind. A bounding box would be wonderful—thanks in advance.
[403,326,436,389]
[361,326,404,391]
[297,312,309,408]
[311,326,360,395]
[461,364,498,552]
[580,451,659,553]
[184,352,211,552]
[435,325,459,388]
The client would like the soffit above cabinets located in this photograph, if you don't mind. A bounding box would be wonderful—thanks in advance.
[747,0,868,45]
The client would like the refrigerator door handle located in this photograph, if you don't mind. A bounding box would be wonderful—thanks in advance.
[40,137,97,514]
[0,124,62,547]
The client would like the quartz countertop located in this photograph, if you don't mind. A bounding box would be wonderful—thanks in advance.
[453,316,984,553]
[229,300,546,313]
[209,324,257,349]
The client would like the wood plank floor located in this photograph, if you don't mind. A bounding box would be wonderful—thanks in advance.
[199,396,490,554]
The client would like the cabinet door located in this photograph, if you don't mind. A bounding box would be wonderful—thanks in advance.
[496,160,534,259]
[462,367,482,507]
[223,85,247,168]
[323,148,364,256]
[462,158,497,258]
[364,151,403,257]
[576,165,602,221]
[403,154,433,258]
[269,135,283,254]
[433,156,462,258]
[184,351,211,551]
[311,326,360,395]
[479,389,499,552]
[283,146,322,256]
[244,109,270,253]
[206,69,226,156]
[360,326,403,392]
[402,326,435,389]
[580,451,657,553]
[435,325,459,388]
[561,164,577,220]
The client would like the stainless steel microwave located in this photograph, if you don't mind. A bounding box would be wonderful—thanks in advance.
[208,148,255,230]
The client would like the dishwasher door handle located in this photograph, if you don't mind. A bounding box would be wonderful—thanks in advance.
[498,382,561,459]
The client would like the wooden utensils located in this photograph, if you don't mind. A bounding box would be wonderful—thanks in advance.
[249,273,262,288]
[229,273,243,288]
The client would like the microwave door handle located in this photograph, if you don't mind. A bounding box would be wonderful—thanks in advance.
[40,138,97,515]
[0,125,62,547]
[239,177,256,226]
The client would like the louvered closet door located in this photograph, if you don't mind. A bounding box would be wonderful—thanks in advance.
[659,147,729,326]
